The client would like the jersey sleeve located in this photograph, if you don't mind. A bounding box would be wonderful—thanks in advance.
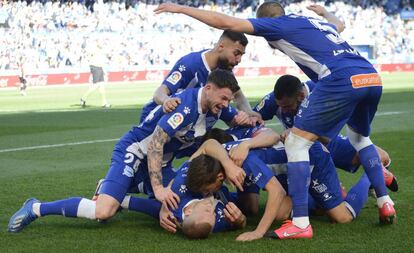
[242,153,274,190]
[219,105,238,122]
[157,95,196,138]
[253,92,277,121]
[248,17,284,40]
[212,202,233,233]
[162,56,194,94]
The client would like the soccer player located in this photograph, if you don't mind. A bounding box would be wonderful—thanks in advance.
[154,2,396,239]
[254,75,398,192]
[194,133,371,241]
[17,56,28,96]
[140,30,260,124]
[80,41,111,108]
[7,69,247,233]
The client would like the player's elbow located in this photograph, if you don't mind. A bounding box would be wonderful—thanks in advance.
[336,21,345,33]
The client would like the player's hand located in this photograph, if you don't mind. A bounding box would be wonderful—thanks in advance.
[236,230,264,242]
[154,2,184,14]
[248,111,264,126]
[224,202,245,224]
[223,161,245,192]
[280,129,290,143]
[163,97,181,113]
[154,186,180,210]
[159,202,177,233]
[307,4,328,17]
[229,142,249,167]
[233,111,253,126]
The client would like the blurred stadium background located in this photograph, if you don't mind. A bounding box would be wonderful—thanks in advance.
[0,0,414,88]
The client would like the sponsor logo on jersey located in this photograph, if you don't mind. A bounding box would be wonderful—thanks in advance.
[167,112,184,129]
[166,71,182,85]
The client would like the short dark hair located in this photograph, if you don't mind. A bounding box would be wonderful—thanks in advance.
[187,154,223,194]
[220,30,248,47]
[256,1,285,18]
[182,217,212,240]
[207,69,240,93]
[202,128,234,144]
[273,75,303,100]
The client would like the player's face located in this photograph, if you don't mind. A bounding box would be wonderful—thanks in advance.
[276,97,300,114]
[192,197,216,227]
[217,41,246,70]
[200,178,223,196]
[206,85,234,114]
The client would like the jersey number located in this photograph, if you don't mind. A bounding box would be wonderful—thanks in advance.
[309,19,345,44]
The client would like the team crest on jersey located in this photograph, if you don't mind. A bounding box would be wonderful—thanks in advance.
[167,112,184,129]
[166,71,182,85]
[256,96,268,111]
[179,185,188,194]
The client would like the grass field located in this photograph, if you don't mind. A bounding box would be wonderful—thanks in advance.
[1,72,414,252]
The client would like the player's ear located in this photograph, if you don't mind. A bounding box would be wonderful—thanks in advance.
[217,172,225,182]
[298,91,306,102]
[184,207,193,217]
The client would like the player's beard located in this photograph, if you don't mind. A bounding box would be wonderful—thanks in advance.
[216,57,233,71]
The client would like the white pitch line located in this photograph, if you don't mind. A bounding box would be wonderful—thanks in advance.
[0,111,407,154]
[0,138,118,153]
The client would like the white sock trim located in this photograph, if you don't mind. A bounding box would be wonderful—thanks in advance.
[346,126,373,152]
[344,201,356,219]
[33,203,41,217]
[377,195,394,208]
[77,198,96,220]
[121,195,131,209]
[284,133,313,162]
[292,216,310,229]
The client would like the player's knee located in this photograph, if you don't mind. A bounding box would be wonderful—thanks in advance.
[332,213,353,224]
[346,126,373,151]
[284,133,313,162]
[95,206,117,220]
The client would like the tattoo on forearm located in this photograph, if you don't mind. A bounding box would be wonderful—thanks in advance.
[148,126,170,187]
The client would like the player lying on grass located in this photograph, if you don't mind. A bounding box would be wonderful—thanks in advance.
[140,30,261,124]
[253,74,398,192]
[193,132,372,240]
[7,70,253,233]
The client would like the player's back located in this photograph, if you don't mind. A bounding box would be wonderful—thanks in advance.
[250,14,373,82]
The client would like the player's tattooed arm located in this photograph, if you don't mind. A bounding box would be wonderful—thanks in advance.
[148,125,171,189]
[148,126,180,208]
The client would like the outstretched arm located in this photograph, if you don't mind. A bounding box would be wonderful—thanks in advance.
[236,177,286,241]
[154,3,254,34]
[229,128,280,166]
[307,4,345,33]
[148,126,180,208]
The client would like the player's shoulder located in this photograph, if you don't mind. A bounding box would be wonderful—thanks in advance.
[304,80,316,92]
[178,49,207,66]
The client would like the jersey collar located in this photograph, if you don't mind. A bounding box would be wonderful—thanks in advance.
[201,50,212,73]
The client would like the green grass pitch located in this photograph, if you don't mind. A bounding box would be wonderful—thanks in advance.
[1,72,414,252]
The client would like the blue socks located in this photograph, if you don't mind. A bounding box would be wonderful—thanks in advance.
[287,161,311,218]
[40,197,82,217]
[358,145,387,197]
[127,197,161,219]
[345,173,370,218]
